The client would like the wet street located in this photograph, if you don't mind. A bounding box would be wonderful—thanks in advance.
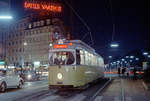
[0,76,150,101]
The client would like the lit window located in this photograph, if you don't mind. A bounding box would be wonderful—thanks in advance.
[85,51,88,65]
[33,22,36,27]
[47,19,50,25]
[29,24,32,28]
[37,21,40,26]
[80,50,84,65]
[41,20,44,26]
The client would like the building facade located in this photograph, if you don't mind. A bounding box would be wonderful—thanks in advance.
[7,17,30,67]
[6,17,67,67]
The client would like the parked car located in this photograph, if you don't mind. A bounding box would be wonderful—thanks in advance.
[0,69,24,92]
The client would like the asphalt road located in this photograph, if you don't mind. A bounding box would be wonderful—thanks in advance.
[0,80,49,101]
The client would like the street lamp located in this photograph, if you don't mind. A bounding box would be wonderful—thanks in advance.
[148,55,150,58]
[130,56,134,59]
[110,43,119,48]
[121,58,125,61]
[0,16,13,19]
[143,52,148,55]
[109,56,112,59]
[126,56,129,58]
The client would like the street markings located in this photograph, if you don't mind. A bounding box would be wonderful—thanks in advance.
[70,94,86,101]
[39,95,59,101]
[94,96,103,101]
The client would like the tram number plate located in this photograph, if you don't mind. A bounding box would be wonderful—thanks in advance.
[57,82,63,84]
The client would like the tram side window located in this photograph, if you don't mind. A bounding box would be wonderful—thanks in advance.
[76,50,81,65]
[80,50,85,65]
[85,51,88,65]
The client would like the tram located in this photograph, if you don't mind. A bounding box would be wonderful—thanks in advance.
[48,40,104,89]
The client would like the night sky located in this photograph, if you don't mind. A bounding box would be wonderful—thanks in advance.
[1,0,150,61]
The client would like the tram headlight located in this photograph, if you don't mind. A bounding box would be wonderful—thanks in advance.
[57,73,62,80]
[27,74,32,79]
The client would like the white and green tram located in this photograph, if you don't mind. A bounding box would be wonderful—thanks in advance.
[48,40,104,89]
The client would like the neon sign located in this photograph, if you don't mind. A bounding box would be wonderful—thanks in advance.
[54,45,68,48]
[24,2,62,13]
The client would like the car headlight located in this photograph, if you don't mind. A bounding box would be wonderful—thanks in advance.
[57,73,62,80]
[27,75,32,79]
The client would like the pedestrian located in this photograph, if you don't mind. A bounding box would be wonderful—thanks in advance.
[126,67,129,77]
[122,68,125,77]
[118,67,121,77]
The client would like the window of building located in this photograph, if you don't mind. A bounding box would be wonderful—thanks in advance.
[9,43,11,46]
[20,40,22,44]
[41,20,44,26]
[38,30,40,34]
[16,41,18,45]
[46,19,50,25]
[29,23,32,29]
[34,30,36,34]
[33,22,36,27]
[9,35,11,39]
[19,48,22,52]
[12,42,14,45]
[31,31,33,35]
[20,32,22,36]
[37,21,40,26]
[26,32,28,36]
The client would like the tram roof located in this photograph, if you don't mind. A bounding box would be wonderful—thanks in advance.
[52,40,102,57]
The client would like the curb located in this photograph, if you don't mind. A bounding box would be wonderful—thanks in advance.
[142,81,150,91]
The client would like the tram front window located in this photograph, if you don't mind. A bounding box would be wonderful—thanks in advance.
[50,52,74,65]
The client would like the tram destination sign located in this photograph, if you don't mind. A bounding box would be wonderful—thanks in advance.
[24,1,62,13]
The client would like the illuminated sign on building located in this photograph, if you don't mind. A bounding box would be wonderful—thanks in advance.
[54,45,68,48]
[24,2,62,13]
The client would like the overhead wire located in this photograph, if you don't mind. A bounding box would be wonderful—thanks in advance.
[109,0,116,42]
[63,0,94,46]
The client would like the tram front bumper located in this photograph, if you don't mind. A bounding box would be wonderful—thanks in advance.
[49,85,74,89]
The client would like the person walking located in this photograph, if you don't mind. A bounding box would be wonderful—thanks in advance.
[126,67,129,77]
[122,68,125,77]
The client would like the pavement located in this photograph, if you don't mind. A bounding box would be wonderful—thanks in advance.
[95,77,150,101]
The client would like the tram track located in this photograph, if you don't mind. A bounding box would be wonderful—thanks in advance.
[13,78,111,101]
[13,89,57,101]
[86,78,112,101]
